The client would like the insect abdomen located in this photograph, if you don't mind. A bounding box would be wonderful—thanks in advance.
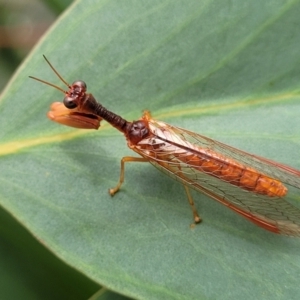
[181,150,287,197]
[134,127,288,198]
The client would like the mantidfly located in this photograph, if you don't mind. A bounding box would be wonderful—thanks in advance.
[30,56,300,236]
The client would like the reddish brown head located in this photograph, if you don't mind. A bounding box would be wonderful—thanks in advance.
[29,56,102,130]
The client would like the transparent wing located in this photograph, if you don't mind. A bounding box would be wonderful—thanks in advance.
[133,119,300,236]
[151,120,300,188]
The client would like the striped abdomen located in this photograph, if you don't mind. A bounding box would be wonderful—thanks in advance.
[178,147,287,197]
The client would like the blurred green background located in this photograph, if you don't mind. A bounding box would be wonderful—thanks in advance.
[0,0,72,92]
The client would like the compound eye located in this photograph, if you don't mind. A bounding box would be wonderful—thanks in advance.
[72,80,87,91]
[63,96,77,109]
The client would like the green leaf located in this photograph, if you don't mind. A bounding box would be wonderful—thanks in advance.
[0,207,99,299]
[1,0,300,299]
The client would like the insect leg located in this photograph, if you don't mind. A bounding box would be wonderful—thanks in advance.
[109,156,148,196]
[183,185,201,224]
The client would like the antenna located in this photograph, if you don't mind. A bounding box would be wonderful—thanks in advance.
[29,55,71,93]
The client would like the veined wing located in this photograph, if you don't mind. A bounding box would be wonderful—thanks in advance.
[150,120,300,189]
[133,119,300,236]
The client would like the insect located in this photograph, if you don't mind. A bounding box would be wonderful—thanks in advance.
[30,56,300,236]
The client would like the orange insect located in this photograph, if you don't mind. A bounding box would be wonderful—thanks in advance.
[30,56,300,236]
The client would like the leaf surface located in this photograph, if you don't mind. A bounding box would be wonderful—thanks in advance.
[1,0,300,299]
